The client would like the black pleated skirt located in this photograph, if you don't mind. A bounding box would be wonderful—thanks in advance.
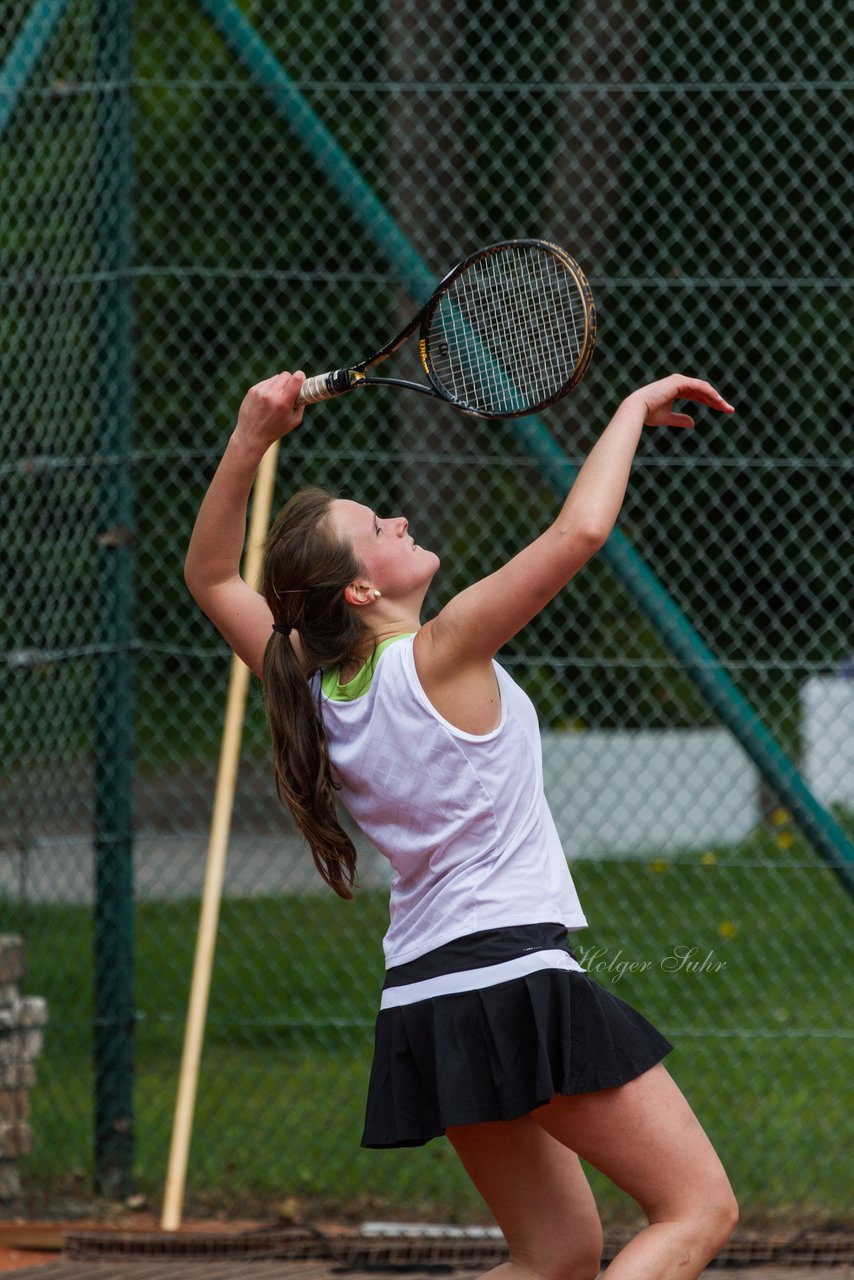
[362,923,673,1149]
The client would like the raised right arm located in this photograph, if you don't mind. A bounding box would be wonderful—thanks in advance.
[184,371,305,677]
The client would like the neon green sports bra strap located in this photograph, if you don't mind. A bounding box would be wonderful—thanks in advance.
[321,633,414,702]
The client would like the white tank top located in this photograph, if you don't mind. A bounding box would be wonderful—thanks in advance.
[318,634,587,966]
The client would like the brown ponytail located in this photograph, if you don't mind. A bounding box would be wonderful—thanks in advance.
[261,487,370,899]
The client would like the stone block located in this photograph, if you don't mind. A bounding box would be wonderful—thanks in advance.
[0,1090,29,1125]
[0,1029,44,1067]
[0,1122,32,1159]
[0,1061,36,1090]
[0,939,25,986]
[0,1160,21,1202]
[0,995,48,1030]
[0,941,47,1204]
[21,996,48,1028]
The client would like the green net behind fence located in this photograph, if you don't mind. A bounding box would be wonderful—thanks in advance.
[1,0,852,1224]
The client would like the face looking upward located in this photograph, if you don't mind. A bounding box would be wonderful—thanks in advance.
[329,498,440,605]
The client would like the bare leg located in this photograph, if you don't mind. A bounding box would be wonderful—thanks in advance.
[445,1065,736,1280]
[446,1114,603,1280]
[533,1064,738,1279]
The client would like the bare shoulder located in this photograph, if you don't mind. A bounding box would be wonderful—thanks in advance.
[413,621,502,736]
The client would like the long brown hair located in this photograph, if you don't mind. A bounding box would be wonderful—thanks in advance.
[261,487,370,899]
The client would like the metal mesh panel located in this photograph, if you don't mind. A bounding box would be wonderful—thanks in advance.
[1,0,852,1225]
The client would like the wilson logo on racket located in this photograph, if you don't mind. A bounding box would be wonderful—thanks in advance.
[295,239,596,420]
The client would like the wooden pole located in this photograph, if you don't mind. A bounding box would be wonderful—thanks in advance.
[161,441,280,1231]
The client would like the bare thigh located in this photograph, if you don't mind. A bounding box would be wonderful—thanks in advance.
[446,1115,604,1280]
[533,1063,737,1227]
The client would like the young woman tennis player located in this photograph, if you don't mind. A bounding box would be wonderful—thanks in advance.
[185,370,738,1280]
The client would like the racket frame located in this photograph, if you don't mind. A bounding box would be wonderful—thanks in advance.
[298,239,596,419]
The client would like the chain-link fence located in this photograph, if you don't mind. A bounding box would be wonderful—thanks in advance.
[1,0,852,1226]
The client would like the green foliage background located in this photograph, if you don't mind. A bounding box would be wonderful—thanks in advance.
[1,0,851,1223]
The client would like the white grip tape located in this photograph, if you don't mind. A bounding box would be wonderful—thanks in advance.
[296,372,336,406]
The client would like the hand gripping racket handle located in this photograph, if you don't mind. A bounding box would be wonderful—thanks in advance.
[295,369,353,407]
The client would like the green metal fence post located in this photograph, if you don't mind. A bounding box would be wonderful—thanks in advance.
[92,0,136,1196]
[0,0,72,142]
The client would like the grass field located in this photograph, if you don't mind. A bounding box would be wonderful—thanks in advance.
[3,822,853,1224]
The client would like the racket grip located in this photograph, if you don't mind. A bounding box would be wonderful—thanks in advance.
[295,369,350,407]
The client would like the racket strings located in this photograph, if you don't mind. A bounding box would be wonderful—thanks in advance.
[445,252,578,407]
[428,245,589,415]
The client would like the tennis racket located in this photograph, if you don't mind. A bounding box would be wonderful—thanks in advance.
[295,238,596,420]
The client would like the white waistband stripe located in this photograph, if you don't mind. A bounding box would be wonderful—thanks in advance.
[380,949,585,1010]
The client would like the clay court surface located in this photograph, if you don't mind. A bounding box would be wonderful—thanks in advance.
[0,1218,851,1280]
